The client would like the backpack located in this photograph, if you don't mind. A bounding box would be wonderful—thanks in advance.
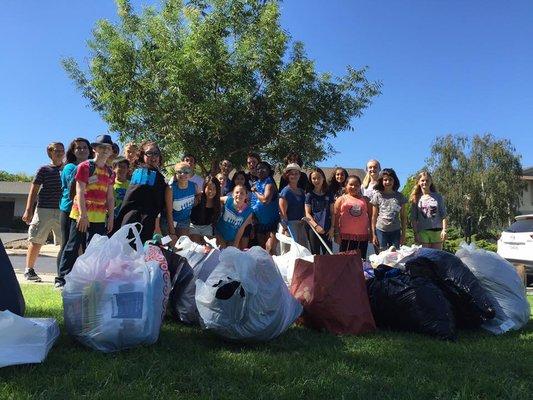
[69,160,113,201]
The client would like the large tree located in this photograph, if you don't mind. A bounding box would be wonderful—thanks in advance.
[62,0,381,173]
[426,134,524,234]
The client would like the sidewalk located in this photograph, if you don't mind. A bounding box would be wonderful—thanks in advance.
[7,244,60,285]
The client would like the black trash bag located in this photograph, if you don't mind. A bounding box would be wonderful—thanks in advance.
[366,270,456,341]
[0,239,25,316]
[403,248,496,328]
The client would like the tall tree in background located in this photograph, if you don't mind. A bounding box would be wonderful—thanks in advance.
[62,0,381,172]
[426,134,524,234]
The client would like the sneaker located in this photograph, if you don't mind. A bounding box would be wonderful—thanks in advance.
[24,268,42,282]
[54,282,64,291]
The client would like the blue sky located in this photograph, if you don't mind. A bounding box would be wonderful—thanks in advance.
[1,0,532,185]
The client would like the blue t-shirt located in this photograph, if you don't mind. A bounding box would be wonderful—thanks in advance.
[59,163,77,212]
[171,181,196,223]
[250,177,279,226]
[305,191,334,231]
[279,186,305,221]
[221,178,233,196]
[216,196,253,241]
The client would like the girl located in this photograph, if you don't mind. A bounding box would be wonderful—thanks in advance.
[123,142,139,178]
[216,172,231,196]
[56,138,93,283]
[333,175,371,257]
[305,168,334,255]
[279,163,309,253]
[116,141,177,244]
[250,161,279,254]
[328,167,348,200]
[189,176,221,244]
[216,184,254,249]
[370,168,407,251]
[362,159,381,198]
[170,161,198,236]
[231,170,251,193]
[409,171,447,249]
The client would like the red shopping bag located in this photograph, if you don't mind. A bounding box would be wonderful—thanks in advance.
[290,253,376,335]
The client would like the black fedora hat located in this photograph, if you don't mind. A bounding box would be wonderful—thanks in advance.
[91,134,114,147]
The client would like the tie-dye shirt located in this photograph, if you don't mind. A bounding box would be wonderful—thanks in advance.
[70,160,115,223]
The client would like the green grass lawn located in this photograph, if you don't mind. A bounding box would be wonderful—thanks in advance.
[1,285,532,400]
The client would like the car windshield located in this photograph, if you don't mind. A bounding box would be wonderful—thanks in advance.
[505,219,533,233]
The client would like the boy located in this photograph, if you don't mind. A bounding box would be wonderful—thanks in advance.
[22,142,65,282]
[56,134,115,288]
[112,156,130,220]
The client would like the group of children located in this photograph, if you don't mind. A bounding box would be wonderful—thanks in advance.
[22,137,447,289]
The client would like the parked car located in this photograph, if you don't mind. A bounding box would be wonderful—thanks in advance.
[497,214,533,284]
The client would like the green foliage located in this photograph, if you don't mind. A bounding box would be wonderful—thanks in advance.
[2,285,531,399]
[426,134,524,235]
[0,170,33,182]
[62,0,381,172]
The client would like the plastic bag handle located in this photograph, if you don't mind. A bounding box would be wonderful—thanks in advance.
[275,232,295,245]
[111,223,144,254]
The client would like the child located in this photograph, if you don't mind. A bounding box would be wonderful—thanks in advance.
[333,175,371,256]
[328,167,348,200]
[216,172,231,197]
[189,176,221,244]
[123,142,139,178]
[250,161,279,254]
[362,159,381,198]
[170,161,198,236]
[370,168,407,251]
[409,171,447,249]
[56,138,93,285]
[57,135,115,288]
[305,168,334,255]
[216,184,254,249]
[279,163,308,253]
[112,157,130,220]
[23,142,65,282]
[116,141,176,243]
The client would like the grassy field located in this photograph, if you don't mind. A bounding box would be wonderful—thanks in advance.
[1,285,532,400]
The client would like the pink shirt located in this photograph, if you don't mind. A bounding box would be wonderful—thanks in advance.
[337,194,370,240]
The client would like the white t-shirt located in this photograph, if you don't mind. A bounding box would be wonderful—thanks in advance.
[189,174,204,194]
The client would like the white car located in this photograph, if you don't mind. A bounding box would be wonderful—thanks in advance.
[497,214,533,283]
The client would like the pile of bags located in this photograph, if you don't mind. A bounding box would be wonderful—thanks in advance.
[366,244,530,340]
[63,224,170,352]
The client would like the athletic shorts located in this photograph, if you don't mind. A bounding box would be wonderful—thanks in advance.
[28,207,62,245]
[418,229,442,244]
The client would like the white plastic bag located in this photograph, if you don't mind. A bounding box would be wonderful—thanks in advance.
[272,233,313,285]
[170,236,220,324]
[456,243,530,334]
[369,245,421,269]
[0,310,59,368]
[63,224,169,352]
[195,246,302,341]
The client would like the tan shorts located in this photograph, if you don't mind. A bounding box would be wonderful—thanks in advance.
[28,207,62,245]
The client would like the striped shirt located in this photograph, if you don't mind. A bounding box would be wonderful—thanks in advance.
[33,165,61,209]
[70,160,115,223]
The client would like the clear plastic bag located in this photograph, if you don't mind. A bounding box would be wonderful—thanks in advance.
[368,245,421,269]
[272,233,313,285]
[456,243,530,334]
[195,246,302,341]
[62,224,169,352]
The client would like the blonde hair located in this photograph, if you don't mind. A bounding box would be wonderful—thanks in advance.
[174,161,190,171]
[362,159,381,188]
[409,171,437,204]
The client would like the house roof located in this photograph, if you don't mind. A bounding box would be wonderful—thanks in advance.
[523,166,533,178]
[0,181,32,195]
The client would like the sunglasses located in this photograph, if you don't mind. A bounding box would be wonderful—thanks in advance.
[145,151,160,157]
[176,169,192,175]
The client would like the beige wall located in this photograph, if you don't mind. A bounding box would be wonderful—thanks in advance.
[519,179,533,215]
